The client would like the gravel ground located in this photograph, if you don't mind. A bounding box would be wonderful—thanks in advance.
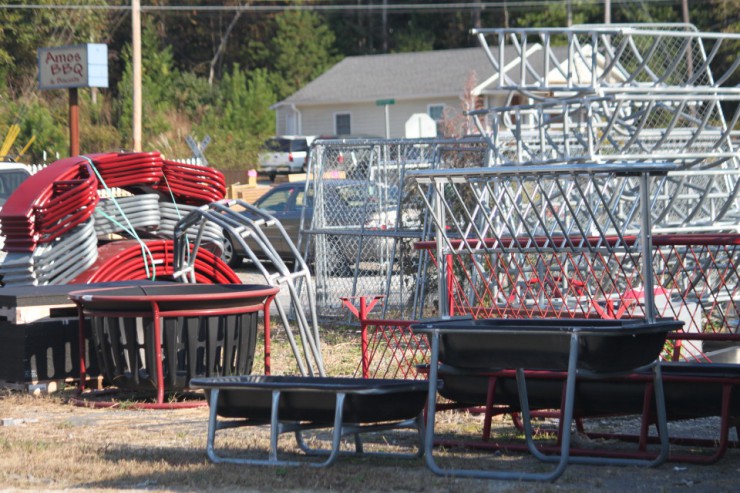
[1,386,738,492]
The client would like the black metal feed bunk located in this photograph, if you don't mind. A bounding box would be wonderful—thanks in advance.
[413,317,683,481]
[189,375,428,467]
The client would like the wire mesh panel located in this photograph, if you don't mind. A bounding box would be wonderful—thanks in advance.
[409,163,673,322]
[473,96,739,169]
[652,236,740,334]
[475,99,740,232]
[355,320,428,380]
[300,26,740,336]
[305,138,492,321]
[469,25,740,233]
[468,96,740,231]
[326,25,740,375]
[472,25,740,94]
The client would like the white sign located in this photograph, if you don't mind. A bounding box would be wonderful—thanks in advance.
[405,113,437,138]
[38,44,108,90]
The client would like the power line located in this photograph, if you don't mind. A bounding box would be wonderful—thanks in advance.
[0,1,684,14]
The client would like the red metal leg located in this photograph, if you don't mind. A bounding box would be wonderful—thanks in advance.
[152,301,165,404]
[264,296,273,375]
[77,303,87,393]
[482,376,498,441]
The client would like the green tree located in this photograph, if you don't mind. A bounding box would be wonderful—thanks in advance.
[79,89,121,155]
[512,1,601,28]
[171,71,215,120]
[392,22,435,53]
[0,0,102,160]
[16,96,67,162]
[692,0,740,87]
[199,65,276,169]
[266,10,341,100]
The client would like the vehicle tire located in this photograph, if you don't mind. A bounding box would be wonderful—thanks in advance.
[221,232,243,268]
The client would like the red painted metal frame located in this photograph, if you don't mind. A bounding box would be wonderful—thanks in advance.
[71,285,278,404]
[414,233,740,338]
[341,296,384,378]
[342,295,426,380]
[434,370,662,462]
[343,303,740,463]
[431,366,740,464]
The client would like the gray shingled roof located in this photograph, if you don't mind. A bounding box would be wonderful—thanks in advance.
[278,47,511,106]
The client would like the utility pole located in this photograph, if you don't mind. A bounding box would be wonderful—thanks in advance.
[566,0,572,27]
[472,0,481,30]
[382,0,388,53]
[132,0,142,152]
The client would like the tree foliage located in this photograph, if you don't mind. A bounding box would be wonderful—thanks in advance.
[7,95,66,161]
[198,65,276,169]
[0,0,111,98]
[266,10,341,100]
[0,1,738,168]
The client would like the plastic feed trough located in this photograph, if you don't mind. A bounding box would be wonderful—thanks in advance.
[587,362,740,464]
[189,375,429,467]
[70,284,278,404]
[437,361,740,418]
[412,317,683,481]
[415,317,680,373]
[434,361,740,461]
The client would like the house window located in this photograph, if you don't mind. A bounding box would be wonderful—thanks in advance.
[335,113,351,135]
[428,104,445,121]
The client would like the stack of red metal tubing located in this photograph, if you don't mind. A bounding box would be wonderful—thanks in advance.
[0,152,234,285]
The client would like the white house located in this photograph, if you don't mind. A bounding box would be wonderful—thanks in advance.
[271,44,616,139]
[271,47,525,139]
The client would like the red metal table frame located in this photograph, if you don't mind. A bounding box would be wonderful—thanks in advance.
[70,284,278,404]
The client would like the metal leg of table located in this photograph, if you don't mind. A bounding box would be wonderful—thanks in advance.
[424,331,670,481]
[518,335,670,469]
[206,388,424,467]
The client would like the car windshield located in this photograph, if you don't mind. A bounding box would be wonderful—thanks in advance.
[255,188,292,211]
[290,140,309,152]
[263,138,290,152]
[262,138,309,153]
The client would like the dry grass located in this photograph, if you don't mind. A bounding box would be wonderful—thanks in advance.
[0,323,738,492]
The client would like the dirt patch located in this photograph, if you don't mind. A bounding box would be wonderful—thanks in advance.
[1,392,738,492]
[0,325,738,492]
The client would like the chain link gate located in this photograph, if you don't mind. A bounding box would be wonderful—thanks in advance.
[302,137,496,322]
